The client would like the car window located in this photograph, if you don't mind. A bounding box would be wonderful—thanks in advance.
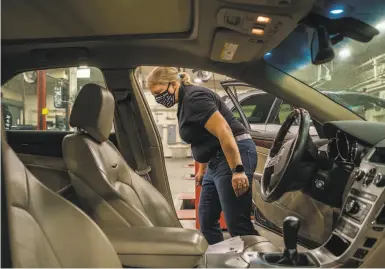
[235,93,275,124]
[272,102,298,125]
[1,67,113,132]
[269,101,320,137]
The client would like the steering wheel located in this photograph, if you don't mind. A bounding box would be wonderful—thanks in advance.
[261,108,314,202]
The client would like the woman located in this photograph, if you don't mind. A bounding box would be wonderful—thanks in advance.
[147,67,259,245]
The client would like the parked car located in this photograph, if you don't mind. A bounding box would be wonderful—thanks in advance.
[222,80,385,137]
[221,80,319,136]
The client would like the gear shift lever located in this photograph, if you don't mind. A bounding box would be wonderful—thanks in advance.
[263,216,313,266]
[280,216,300,265]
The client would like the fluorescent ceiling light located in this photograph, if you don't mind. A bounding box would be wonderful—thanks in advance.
[77,68,90,78]
[339,48,351,59]
[376,21,385,32]
[330,9,344,14]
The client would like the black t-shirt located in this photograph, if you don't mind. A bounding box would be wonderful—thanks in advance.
[177,84,248,163]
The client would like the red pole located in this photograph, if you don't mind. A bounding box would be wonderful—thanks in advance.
[36,71,47,130]
[195,161,201,229]
[37,71,41,129]
[41,70,47,130]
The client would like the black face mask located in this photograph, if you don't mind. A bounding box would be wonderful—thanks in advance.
[155,83,176,108]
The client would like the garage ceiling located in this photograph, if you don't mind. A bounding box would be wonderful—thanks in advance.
[2,0,193,40]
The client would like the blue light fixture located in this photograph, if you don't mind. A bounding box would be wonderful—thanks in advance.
[330,9,344,15]
[265,52,272,56]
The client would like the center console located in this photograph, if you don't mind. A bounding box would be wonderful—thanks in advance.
[203,138,385,268]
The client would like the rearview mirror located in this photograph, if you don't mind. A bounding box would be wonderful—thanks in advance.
[311,26,335,65]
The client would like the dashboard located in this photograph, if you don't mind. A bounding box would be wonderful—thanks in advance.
[307,121,385,207]
[327,130,365,165]
[309,120,385,267]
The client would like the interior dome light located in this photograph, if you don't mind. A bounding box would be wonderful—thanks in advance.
[251,28,264,36]
[256,16,271,24]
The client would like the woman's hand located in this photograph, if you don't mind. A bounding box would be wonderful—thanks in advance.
[195,163,207,186]
[195,170,205,186]
[232,172,250,197]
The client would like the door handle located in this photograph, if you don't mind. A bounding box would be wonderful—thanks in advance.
[254,172,262,183]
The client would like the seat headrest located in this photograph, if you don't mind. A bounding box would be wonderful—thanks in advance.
[70,84,115,143]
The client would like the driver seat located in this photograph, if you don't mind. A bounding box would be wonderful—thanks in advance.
[62,84,280,255]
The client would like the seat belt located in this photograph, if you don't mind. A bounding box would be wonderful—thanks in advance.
[112,89,152,181]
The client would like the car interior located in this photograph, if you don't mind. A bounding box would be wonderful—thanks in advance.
[2,0,385,268]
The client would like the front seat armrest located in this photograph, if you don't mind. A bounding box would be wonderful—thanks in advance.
[106,227,208,268]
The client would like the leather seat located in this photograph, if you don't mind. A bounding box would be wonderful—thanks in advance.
[62,84,280,263]
[2,125,122,267]
[63,83,183,230]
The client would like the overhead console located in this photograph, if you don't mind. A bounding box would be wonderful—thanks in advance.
[210,0,315,63]
[216,8,291,38]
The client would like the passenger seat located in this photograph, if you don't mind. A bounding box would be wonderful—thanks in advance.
[62,83,280,256]
[1,125,122,267]
[62,83,182,231]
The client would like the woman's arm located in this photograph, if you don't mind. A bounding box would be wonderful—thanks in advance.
[204,111,242,170]
[198,163,208,173]
[204,111,249,196]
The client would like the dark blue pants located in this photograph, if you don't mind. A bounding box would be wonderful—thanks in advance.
[198,139,259,245]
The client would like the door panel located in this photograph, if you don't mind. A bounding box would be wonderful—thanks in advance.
[6,131,117,202]
[18,153,70,192]
[250,134,333,247]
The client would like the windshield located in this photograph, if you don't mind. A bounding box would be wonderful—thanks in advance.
[264,0,385,123]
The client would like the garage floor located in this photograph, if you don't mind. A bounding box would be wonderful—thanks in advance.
[165,158,309,252]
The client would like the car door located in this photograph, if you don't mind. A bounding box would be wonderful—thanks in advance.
[222,80,334,248]
[221,80,277,133]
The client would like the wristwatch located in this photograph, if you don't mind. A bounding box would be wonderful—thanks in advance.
[232,164,245,174]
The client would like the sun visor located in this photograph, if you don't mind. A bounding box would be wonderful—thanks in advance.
[210,29,263,63]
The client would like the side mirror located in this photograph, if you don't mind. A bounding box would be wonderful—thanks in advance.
[311,26,335,65]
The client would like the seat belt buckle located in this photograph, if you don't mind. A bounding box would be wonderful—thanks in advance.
[135,166,152,176]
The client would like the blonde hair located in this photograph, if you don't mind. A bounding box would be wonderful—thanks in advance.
[147,67,193,89]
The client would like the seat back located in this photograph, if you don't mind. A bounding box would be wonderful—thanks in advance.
[63,84,180,237]
[2,125,121,268]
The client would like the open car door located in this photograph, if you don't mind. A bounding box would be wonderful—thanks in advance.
[221,80,334,249]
